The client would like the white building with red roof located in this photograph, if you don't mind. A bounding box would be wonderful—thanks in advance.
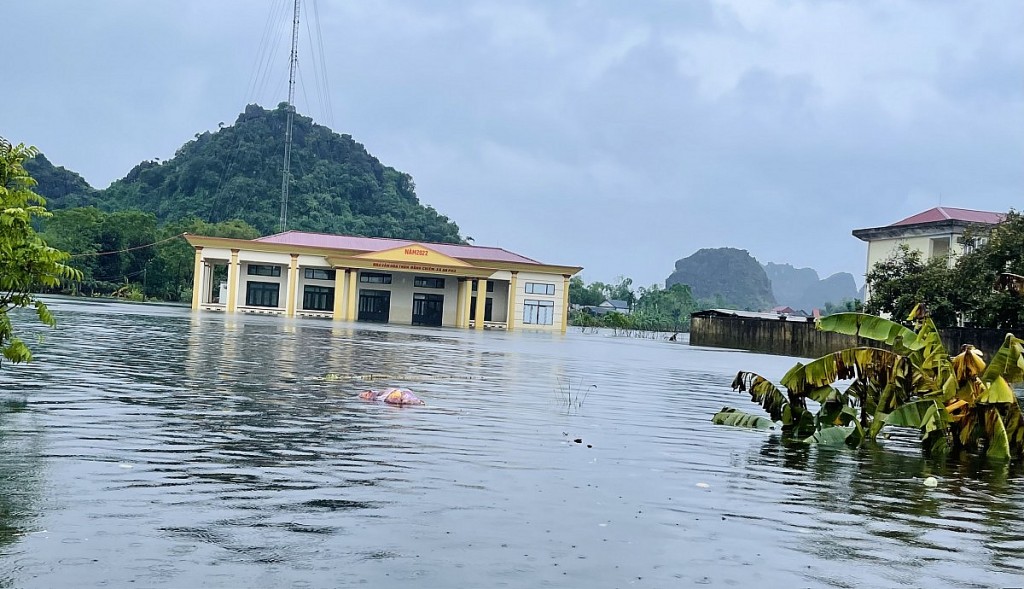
[852,206,1004,296]
[185,231,582,332]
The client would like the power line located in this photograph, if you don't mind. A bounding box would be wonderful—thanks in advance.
[69,233,187,258]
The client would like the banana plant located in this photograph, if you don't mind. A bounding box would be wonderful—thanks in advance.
[714,307,1024,461]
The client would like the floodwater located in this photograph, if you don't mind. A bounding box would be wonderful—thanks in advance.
[1,299,1023,588]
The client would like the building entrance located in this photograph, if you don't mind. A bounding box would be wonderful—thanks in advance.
[358,290,391,322]
[411,293,444,327]
[470,296,493,322]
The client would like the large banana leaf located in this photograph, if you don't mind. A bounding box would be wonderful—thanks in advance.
[985,409,1011,460]
[817,313,922,351]
[781,347,907,396]
[980,333,1024,385]
[979,376,1017,404]
[802,426,859,446]
[712,407,776,430]
[952,346,987,381]
[820,402,858,428]
[884,399,947,436]
[731,371,791,422]
[908,318,951,379]
[1001,403,1024,456]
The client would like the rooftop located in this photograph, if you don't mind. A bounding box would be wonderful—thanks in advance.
[890,207,1005,227]
[255,230,543,265]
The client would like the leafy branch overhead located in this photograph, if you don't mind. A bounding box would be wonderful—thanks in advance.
[715,308,1024,461]
[0,137,81,366]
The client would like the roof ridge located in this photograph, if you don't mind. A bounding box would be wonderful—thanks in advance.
[255,229,501,250]
[938,205,999,214]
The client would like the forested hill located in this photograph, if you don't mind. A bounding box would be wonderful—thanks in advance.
[23,153,98,209]
[31,103,463,243]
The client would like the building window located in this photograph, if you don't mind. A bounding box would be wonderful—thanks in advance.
[360,272,392,284]
[246,282,280,307]
[930,237,951,261]
[962,237,988,255]
[523,299,554,325]
[304,268,336,281]
[471,281,495,292]
[302,285,334,311]
[247,264,281,277]
[414,276,445,289]
[525,282,555,295]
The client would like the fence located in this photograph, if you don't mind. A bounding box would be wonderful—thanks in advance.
[689,313,1012,360]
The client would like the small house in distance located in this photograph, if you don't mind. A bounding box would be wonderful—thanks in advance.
[186,231,581,332]
[598,299,631,315]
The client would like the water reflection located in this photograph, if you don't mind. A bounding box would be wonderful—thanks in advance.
[0,398,46,587]
[0,299,1021,587]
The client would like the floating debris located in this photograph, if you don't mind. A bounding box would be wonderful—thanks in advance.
[358,388,425,406]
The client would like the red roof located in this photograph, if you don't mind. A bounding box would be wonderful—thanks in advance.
[255,231,542,265]
[891,207,1004,227]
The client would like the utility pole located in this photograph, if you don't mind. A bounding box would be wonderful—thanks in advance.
[279,0,300,232]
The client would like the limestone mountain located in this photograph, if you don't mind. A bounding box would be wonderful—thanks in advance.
[666,248,776,311]
[29,103,463,243]
[763,262,860,312]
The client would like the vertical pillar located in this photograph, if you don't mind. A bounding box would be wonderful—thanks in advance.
[560,275,570,334]
[474,279,488,330]
[285,254,299,317]
[332,268,345,320]
[506,272,518,331]
[460,280,472,328]
[191,246,204,310]
[226,249,240,313]
[346,269,358,321]
[455,278,465,327]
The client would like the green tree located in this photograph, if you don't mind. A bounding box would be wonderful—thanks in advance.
[633,283,699,331]
[822,299,864,316]
[865,211,1024,329]
[954,211,1024,329]
[147,217,260,300]
[0,138,79,365]
[41,207,159,296]
[864,245,959,326]
[568,276,604,306]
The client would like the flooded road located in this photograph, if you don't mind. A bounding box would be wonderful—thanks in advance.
[1,299,1022,588]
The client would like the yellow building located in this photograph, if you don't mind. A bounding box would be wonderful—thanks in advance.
[852,206,1004,299]
[186,231,582,332]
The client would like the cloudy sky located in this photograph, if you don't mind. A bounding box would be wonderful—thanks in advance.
[3,1,1022,288]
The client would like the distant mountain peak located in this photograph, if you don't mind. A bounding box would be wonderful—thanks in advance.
[666,247,776,311]
[762,262,860,313]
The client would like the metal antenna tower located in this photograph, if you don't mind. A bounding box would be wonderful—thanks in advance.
[279,0,301,231]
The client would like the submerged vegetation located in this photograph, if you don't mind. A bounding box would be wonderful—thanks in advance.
[715,306,1024,462]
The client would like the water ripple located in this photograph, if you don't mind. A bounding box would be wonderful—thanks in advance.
[0,299,1021,588]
